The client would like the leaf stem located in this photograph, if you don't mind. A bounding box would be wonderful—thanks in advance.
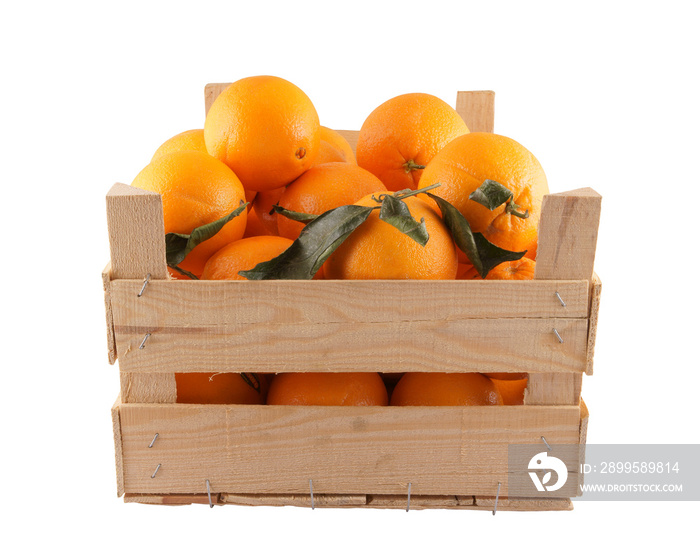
[506,199,530,219]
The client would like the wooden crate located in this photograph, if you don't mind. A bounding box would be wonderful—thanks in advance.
[104,86,602,510]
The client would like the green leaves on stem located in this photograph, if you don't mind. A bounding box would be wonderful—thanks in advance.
[426,193,526,279]
[469,179,530,219]
[164,200,248,279]
[239,204,375,280]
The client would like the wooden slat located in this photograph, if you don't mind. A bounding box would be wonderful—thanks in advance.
[111,395,125,498]
[204,83,231,116]
[106,183,168,280]
[123,492,572,510]
[474,496,572,511]
[586,273,602,375]
[524,373,582,405]
[120,372,176,403]
[118,403,582,496]
[109,278,590,374]
[535,188,602,281]
[113,316,589,374]
[111,278,590,323]
[455,91,495,133]
[102,264,116,365]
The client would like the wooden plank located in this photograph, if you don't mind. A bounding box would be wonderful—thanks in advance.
[109,277,590,373]
[113,316,589,374]
[586,273,602,375]
[123,492,571,510]
[524,373,582,405]
[534,188,602,281]
[455,91,495,133]
[118,403,582,496]
[102,264,116,365]
[120,372,176,403]
[474,496,572,511]
[222,493,368,508]
[111,395,124,498]
[110,278,590,323]
[106,183,168,280]
[204,83,231,116]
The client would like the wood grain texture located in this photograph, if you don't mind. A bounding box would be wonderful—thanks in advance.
[111,396,125,497]
[120,372,176,403]
[535,188,602,281]
[586,273,603,375]
[336,129,359,152]
[455,91,495,133]
[106,183,168,280]
[123,492,572,510]
[118,403,583,496]
[109,278,591,374]
[102,265,116,365]
[113,316,589,374]
[524,373,582,405]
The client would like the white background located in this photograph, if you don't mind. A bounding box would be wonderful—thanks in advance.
[2,1,698,557]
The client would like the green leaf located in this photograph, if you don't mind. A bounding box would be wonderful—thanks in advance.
[426,192,525,278]
[469,179,514,211]
[239,204,374,279]
[378,194,429,246]
[165,201,248,267]
[272,204,319,224]
[472,233,527,278]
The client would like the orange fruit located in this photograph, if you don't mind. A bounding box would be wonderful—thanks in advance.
[132,150,247,278]
[277,162,387,241]
[176,372,267,404]
[267,373,388,406]
[242,205,270,238]
[204,75,320,192]
[484,257,535,280]
[390,373,503,406]
[322,192,458,280]
[356,93,469,192]
[151,129,207,161]
[201,235,293,280]
[251,186,285,236]
[491,376,529,405]
[316,126,357,165]
[419,132,549,256]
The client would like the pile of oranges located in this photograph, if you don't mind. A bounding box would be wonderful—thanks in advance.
[131,75,549,407]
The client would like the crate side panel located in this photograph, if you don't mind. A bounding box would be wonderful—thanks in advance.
[119,404,582,496]
[114,317,589,374]
[110,278,590,324]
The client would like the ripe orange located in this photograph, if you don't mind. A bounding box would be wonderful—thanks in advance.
[266,373,388,406]
[175,372,268,404]
[356,93,469,192]
[151,129,207,161]
[491,376,528,405]
[251,186,285,236]
[277,162,387,241]
[390,373,503,406]
[132,150,247,278]
[322,192,458,280]
[485,257,536,280]
[201,235,293,280]
[204,75,320,192]
[316,126,357,165]
[419,132,548,257]
[242,204,270,238]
